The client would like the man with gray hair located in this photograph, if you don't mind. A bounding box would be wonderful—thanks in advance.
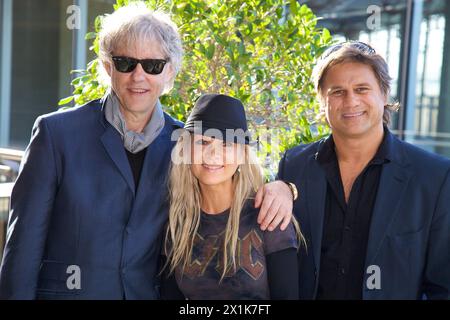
[278,41,450,299]
[0,2,295,299]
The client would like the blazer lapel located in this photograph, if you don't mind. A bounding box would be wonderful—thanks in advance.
[101,125,135,195]
[305,154,327,277]
[365,140,413,266]
[135,125,173,197]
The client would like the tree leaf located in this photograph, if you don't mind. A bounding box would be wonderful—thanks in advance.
[58,96,74,106]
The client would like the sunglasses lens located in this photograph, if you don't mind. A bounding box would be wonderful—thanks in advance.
[322,44,342,58]
[351,42,375,54]
[142,60,166,75]
[112,57,167,74]
[112,57,136,73]
[322,41,375,59]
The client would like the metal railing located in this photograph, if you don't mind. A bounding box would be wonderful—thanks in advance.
[415,95,441,134]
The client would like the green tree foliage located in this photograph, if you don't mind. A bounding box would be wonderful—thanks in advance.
[60,0,333,176]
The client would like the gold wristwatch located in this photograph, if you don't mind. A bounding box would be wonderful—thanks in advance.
[284,181,298,201]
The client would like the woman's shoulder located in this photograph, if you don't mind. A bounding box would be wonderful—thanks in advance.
[239,199,298,255]
[240,198,259,217]
[262,221,299,256]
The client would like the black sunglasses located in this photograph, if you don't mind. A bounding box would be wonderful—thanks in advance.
[112,56,168,75]
[321,41,376,59]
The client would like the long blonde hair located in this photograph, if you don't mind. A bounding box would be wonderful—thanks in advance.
[165,132,304,280]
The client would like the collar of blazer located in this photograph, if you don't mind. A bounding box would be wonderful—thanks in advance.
[97,91,184,133]
[313,127,411,169]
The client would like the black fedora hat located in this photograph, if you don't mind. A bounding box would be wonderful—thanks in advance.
[184,94,251,145]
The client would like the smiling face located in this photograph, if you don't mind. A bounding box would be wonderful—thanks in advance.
[190,134,244,188]
[104,41,174,123]
[320,61,387,140]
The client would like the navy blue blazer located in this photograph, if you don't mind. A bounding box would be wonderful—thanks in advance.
[278,131,450,299]
[0,98,183,299]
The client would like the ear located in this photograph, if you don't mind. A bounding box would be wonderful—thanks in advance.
[165,63,175,81]
[103,60,112,77]
[318,92,326,112]
[383,92,389,105]
[317,94,330,125]
[162,63,176,93]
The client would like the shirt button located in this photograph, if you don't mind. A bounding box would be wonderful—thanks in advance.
[340,268,346,275]
[345,226,351,232]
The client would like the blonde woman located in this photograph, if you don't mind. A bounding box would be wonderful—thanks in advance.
[161,94,303,299]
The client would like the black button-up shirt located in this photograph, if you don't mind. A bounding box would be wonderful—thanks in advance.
[316,130,391,300]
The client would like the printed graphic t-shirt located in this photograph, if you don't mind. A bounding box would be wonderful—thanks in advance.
[173,201,298,299]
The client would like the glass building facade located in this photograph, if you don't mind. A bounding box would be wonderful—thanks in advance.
[0,0,449,158]
[0,0,115,149]
[304,0,450,157]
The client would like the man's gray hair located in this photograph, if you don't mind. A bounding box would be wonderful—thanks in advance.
[98,2,183,91]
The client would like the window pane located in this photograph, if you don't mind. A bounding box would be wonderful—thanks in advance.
[0,0,3,81]
[9,0,73,148]
[87,0,115,62]
[407,0,450,157]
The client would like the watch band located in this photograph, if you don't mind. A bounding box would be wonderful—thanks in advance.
[283,181,298,201]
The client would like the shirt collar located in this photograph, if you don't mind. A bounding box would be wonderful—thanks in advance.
[317,126,393,166]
